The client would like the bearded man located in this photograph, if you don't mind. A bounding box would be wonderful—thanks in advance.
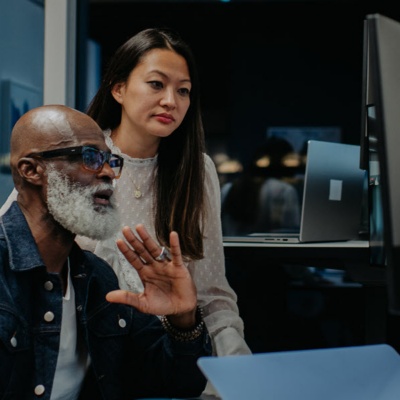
[0,105,211,400]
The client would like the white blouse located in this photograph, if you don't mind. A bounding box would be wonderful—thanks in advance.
[77,131,252,359]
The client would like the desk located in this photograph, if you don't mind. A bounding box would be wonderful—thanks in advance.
[223,239,388,348]
[223,239,384,284]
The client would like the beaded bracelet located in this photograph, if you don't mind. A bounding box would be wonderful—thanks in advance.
[160,306,205,342]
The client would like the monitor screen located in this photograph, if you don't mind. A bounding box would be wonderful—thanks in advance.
[361,13,400,315]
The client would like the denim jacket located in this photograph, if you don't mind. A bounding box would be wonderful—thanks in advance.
[0,202,211,400]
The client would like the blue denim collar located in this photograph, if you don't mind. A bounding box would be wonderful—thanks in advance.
[1,201,45,272]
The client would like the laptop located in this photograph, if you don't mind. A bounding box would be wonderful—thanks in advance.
[197,344,400,400]
[223,140,366,243]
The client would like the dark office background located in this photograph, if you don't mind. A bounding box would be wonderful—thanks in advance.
[86,0,400,166]
[84,0,400,353]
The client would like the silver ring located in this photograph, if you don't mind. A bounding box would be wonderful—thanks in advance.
[155,246,172,262]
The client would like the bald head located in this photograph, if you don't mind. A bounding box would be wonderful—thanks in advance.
[11,105,103,163]
[10,105,104,188]
[8,105,120,239]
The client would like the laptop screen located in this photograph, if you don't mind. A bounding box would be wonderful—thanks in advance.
[223,140,366,244]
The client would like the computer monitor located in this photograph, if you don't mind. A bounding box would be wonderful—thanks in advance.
[360,13,400,315]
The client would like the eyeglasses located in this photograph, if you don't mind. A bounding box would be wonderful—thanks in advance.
[28,146,124,178]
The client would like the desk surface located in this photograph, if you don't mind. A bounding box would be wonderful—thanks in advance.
[222,239,384,285]
[223,239,368,248]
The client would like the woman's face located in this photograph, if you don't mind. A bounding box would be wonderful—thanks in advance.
[112,48,192,140]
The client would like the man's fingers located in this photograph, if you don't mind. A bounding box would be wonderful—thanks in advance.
[119,225,185,268]
[121,226,153,264]
[106,290,140,309]
[134,224,173,263]
[116,239,146,271]
[169,231,184,267]
[135,224,164,258]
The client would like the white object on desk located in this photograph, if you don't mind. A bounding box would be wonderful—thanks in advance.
[198,344,400,400]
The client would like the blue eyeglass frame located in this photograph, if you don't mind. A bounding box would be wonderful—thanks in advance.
[27,146,124,178]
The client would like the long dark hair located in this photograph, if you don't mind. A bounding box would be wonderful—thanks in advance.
[87,28,206,259]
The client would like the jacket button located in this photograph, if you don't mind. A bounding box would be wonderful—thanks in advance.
[119,318,127,328]
[44,281,54,291]
[34,384,45,395]
[10,337,17,347]
[44,311,55,322]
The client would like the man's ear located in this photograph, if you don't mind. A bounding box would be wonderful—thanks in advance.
[17,158,46,186]
[111,82,124,104]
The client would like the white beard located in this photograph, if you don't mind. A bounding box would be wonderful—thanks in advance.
[46,167,120,240]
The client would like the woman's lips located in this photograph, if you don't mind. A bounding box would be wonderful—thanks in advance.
[154,113,175,124]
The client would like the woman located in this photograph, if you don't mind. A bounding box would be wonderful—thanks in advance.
[79,27,252,373]
[0,28,252,383]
